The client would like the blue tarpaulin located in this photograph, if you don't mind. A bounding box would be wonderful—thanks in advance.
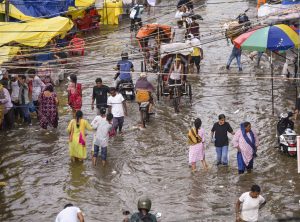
[282,0,300,5]
[10,0,75,18]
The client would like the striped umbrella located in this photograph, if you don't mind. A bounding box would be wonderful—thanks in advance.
[233,24,300,52]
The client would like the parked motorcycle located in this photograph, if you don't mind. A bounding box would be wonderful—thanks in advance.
[277,112,297,157]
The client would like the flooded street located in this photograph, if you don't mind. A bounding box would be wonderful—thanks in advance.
[1,0,300,221]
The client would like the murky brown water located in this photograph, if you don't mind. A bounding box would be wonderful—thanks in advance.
[1,0,300,221]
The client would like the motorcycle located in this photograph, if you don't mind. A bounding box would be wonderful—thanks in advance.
[139,101,150,128]
[277,112,297,157]
[118,81,135,101]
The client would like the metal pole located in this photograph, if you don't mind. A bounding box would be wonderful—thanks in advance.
[297,136,300,173]
[141,61,144,72]
[105,0,108,25]
[271,52,274,115]
[5,0,9,22]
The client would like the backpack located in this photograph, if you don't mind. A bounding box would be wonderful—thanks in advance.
[187,127,202,145]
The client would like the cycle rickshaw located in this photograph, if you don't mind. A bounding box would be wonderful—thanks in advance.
[157,42,193,113]
[136,24,172,72]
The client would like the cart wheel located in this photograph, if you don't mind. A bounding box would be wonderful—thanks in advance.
[188,84,192,106]
[160,84,164,97]
[174,97,180,113]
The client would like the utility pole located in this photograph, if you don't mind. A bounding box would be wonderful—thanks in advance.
[5,0,10,22]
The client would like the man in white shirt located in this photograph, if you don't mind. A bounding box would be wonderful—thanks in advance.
[31,70,45,116]
[107,87,127,134]
[55,203,84,222]
[236,185,266,222]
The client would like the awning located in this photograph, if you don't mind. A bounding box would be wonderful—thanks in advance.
[0,16,73,47]
[160,42,194,57]
[0,46,20,65]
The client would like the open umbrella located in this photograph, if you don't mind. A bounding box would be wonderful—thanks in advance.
[233,24,300,52]
[234,24,300,115]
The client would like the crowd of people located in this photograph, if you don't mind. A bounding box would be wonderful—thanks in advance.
[0,68,59,129]
[0,0,274,221]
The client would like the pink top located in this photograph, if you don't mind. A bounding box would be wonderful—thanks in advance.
[232,129,259,165]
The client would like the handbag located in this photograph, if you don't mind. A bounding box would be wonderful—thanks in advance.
[187,128,202,145]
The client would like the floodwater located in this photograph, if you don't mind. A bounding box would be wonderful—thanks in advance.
[1,0,300,221]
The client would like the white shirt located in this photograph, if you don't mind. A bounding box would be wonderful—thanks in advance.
[239,192,265,222]
[93,117,112,147]
[170,64,182,80]
[10,80,20,102]
[32,75,45,101]
[107,93,125,118]
[55,206,81,222]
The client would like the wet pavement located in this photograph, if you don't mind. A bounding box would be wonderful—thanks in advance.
[1,0,300,221]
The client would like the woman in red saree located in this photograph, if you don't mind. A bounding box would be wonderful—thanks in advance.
[67,74,82,117]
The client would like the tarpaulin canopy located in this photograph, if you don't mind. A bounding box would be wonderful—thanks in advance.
[136,24,172,40]
[1,0,93,20]
[67,0,95,19]
[160,42,193,57]
[282,0,300,5]
[9,0,75,18]
[0,16,73,47]
[0,46,20,65]
[0,1,35,21]
[99,0,123,25]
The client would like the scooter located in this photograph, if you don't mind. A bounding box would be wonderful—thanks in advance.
[277,112,297,157]
[118,81,135,100]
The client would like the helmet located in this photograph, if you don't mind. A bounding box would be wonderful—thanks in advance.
[187,33,194,40]
[137,197,152,212]
[121,52,128,58]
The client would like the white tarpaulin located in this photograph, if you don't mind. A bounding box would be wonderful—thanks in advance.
[258,3,300,17]
[147,0,156,6]
[160,42,194,57]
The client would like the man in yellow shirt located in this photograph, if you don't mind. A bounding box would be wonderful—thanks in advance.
[188,34,202,74]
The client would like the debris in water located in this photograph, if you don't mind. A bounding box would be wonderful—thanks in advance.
[112,170,117,174]
[219,185,224,188]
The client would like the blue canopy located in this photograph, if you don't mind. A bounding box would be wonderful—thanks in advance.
[10,0,75,18]
[282,0,300,5]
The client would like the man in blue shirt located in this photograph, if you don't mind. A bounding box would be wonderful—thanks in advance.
[114,52,134,89]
